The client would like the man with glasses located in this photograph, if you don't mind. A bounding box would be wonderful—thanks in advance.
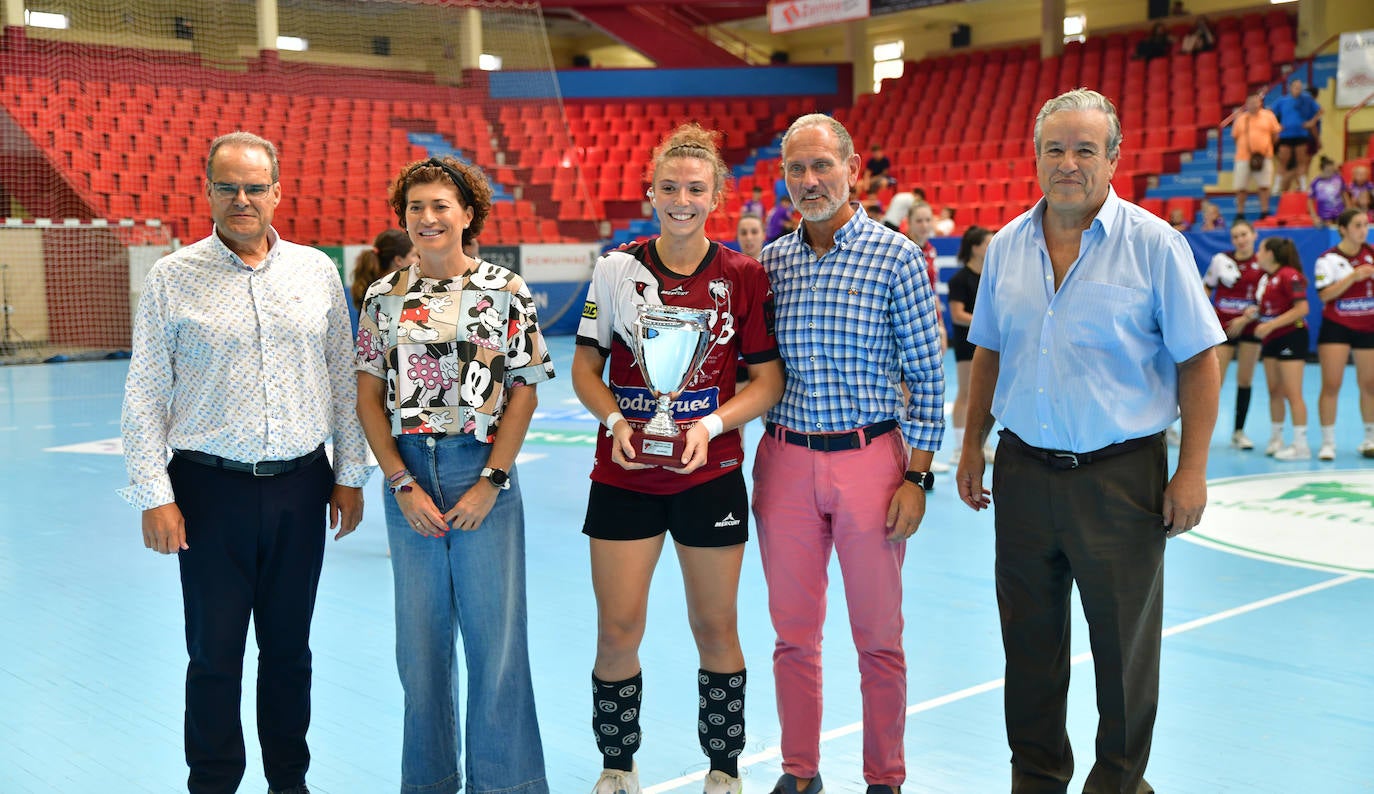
[120,131,371,794]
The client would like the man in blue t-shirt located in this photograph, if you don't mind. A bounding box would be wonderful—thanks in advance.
[1272,78,1323,193]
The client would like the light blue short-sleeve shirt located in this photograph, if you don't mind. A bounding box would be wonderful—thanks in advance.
[968,188,1225,453]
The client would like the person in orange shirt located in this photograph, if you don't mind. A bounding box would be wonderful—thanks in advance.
[1231,87,1282,220]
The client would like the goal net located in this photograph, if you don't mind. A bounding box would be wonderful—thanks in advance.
[0,0,585,363]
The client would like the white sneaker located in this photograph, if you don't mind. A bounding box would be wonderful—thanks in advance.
[592,765,642,794]
[1273,444,1311,461]
[1360,439,1374,459]
[703,770,743,794]
[928,458,950,473]
[1318,442,1336,461]
[1231,430,1254,450]
[1165,427,1181,446]
[1265,437,1283,456]
[983,441,996,464]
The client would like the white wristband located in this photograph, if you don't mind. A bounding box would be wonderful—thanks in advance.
[699,413,724,439]
[604,411,625,431]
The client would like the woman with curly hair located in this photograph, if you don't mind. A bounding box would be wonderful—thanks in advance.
[354,156,554,794]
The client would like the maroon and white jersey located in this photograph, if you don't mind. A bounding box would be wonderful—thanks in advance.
[1256,265,1308,341]
[576,240,778,495]
[1203,249,1262,325]
[1314,243,1374,333]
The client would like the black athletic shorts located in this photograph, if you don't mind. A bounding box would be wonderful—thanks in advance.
[1261,328,1309,360]
[1317,319,1374,349]
[583,468,749,547]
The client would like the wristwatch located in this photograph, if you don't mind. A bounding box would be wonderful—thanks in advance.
[903,470,935,491]
[481,467,511,490]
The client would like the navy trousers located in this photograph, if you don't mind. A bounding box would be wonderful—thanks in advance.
[169,452,334,793]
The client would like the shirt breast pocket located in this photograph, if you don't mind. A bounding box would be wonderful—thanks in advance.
[1067,280,1150,350]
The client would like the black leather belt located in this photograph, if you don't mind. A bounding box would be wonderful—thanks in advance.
[999,429,1161,470]
[766,419,899,452]
[173,445,326,477]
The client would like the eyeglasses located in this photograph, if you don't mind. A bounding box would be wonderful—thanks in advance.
[210,182,275,199]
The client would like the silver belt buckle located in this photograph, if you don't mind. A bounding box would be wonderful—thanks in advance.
[251,460,272,477]
[1052,452,1079,469]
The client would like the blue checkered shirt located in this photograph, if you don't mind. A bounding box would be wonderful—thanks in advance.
[761,209,945,451]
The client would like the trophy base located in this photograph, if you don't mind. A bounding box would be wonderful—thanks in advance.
[629,429,687,467]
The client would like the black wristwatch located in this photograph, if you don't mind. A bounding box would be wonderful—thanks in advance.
[904,470,935,491]
[481,466,510,490]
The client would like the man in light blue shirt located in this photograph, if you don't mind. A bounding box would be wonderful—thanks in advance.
[1272,78,1323,193]
[955,89,1223,793]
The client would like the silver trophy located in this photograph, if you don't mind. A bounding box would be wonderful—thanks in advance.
[626,304,715,466]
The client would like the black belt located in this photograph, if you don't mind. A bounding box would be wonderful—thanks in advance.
[766,419,899,452]
[998,429,1161,470]
[173,445,326,477]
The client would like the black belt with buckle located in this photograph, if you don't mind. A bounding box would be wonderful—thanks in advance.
[766,419,899,452]
[173,444,326,477]
[999,429,1161,470]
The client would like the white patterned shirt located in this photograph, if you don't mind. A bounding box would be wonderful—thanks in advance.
[120,227,372,510]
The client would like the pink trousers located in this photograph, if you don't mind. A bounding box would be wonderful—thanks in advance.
[751,427,910,787]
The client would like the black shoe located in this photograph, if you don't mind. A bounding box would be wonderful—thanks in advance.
[268,786,309,794]
[866,787,900,794]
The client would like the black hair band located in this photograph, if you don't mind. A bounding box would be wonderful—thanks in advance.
[424,157,476,208]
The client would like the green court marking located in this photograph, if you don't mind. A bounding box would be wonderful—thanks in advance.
[524,429,598,445]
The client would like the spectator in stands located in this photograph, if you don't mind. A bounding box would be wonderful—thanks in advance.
[1346,164,1373,219]
[1170,0,1188,15]
[881,184,919,231]
[737,212,765,260]
[1203,219,1264,449]
[934,206,956,237]
[120,131,371,794]
[945,225,991,468]
[861,142,895,195]
[573,123,784,794]
[1244,236,1311,459]
[1168,208,1191,231]
[1134,23,1172,61]
[1198,199,1224,231]
[1179,15,1216,55]
[755,113,944,794]
[1232,88,1281,220]
[350,228,416,316]
[766,194,796,242]
[741,185,766,218]
[956,89,1223,794]
[1308,156,1347,227]
[864,197,885,220]
[355,156,554,794]
[1313,208,1374,460]
[1273,79,1324,193]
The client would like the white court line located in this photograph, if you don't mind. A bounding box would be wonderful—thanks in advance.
[642,573,1361,793]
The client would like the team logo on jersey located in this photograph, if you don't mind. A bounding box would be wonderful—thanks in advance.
[1185,471,1374,573]
[633,281,652,297]
[582,301,598,319]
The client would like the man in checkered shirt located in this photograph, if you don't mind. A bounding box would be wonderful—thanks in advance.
[752,114,945,794]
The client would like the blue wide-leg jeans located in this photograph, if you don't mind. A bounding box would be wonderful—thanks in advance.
[386,433,549,794]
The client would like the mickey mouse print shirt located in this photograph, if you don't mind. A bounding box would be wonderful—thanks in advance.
[355,260,555,440]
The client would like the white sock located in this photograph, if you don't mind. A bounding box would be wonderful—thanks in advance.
[1323,425,1336,444]
[1365,422,1374,440]
[953,426,965,450]
[1292,427,1309,448]
[1271,423,1285,441]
